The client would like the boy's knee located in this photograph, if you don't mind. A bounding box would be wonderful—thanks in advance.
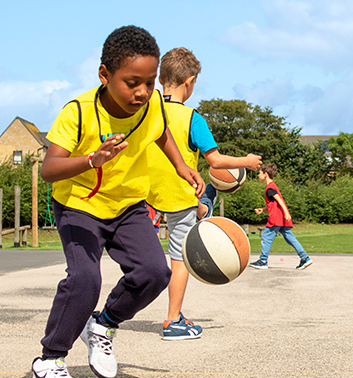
[147,264,172,292]
[71,269,101,303]
[134,262,171,298]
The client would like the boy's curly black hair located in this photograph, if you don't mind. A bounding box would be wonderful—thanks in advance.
[101,25,160,73]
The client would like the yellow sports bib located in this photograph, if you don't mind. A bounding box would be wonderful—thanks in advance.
[146,101,199,212]
[47,86,167,219]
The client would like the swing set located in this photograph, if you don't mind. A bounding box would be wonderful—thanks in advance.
[30,157,56,247]
[41,183,56,229]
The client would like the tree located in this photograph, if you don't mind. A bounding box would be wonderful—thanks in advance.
[196,98,330,184]
[0,154,50,228]
[326,132,353,176]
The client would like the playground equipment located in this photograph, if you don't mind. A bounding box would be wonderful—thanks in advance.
[0,185,30,248]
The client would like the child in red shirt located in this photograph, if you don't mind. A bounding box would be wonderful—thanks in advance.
[249,163,313,270]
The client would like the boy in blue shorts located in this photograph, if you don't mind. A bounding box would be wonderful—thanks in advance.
[32,27,204,378]
[146,47,262,340]
[249,163,313,270]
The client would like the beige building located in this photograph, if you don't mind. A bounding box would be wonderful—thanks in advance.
[0,117,49,164]
[299,135,336,146]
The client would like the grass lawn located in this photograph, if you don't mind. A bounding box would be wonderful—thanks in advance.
[1,223,352,254]
[248,223,353,255]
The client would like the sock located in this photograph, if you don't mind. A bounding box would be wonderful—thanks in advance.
[172,315,181,323]
[96,311,118,328]
[42,355,61,361]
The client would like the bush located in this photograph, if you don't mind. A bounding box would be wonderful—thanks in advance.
[1,154,353,228]
[212,175,353,225]
[0,154,53,228]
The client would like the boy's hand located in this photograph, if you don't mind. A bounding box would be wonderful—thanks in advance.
[91,134,128,167]
[246,154,262,171]
[176,165,205,198]
[255,208,263,215]
[284,212,292,221]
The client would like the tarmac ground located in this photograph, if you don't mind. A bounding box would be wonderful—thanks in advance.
[1,250,353,378]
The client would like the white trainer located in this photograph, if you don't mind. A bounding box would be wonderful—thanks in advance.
[80,315,117,378]
[32,357,72,378]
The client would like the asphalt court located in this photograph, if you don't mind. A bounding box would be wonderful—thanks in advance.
[1,251,353,378]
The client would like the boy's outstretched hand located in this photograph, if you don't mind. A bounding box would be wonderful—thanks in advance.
[246,154,262,171]
[91,134,128,168]
[175,165,205,199]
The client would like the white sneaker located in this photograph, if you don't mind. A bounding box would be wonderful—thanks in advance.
[80,315,117,378]
[32,357,71,378]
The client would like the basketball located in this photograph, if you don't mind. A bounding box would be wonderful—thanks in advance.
[208,167,246,193]
[182,217,250,285]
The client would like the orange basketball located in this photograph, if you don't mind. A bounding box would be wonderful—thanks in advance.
[209,167,246,193]
[182,217,250,285]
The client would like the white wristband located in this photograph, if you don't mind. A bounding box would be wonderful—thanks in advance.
[88,151,96,169]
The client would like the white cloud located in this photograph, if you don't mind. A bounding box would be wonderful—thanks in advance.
[0,50,101,133]
[0,80,71,107]
[221,0,353,71]
[232,72,353,135]
[233,77,296,107]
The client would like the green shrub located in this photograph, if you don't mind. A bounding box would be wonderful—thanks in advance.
[212,175,353,225]
[0,154,53,228]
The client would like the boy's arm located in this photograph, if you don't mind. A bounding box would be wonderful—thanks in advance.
[152,212,161,225]
[155,127,205,198]
[273,194,292,221]
[203,148,262,171]
[41,134,128,183]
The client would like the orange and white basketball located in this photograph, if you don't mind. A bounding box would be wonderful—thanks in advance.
[182,217,250,285]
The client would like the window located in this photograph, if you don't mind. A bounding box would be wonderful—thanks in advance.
[13,150,22,165]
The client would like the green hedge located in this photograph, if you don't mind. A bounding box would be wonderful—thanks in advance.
[1,154,353,228]
[0,154,53,228]
[213,175,353,224]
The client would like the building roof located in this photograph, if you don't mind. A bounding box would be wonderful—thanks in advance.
[299,135,336,145]
[0,116,49,147]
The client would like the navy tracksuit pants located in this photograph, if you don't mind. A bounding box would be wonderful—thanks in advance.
[41,200,171,357]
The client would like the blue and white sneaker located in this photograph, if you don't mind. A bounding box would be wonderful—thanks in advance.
[296,257,313,270]
[163,313,202,340]
[249,259,268,269]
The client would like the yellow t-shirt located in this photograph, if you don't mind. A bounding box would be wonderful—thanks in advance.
[47,86,167,219]
[146,101,199,212]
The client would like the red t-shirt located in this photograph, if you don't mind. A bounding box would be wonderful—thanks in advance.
[146,204,161,228]
[265,182,293,228]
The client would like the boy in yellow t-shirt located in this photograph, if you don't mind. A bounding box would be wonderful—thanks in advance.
[32,28,204,378]
[147,47,262,340]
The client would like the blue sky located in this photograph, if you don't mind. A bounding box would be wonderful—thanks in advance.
[1,0,353,136]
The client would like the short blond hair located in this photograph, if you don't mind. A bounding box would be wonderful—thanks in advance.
[159,47,201,87]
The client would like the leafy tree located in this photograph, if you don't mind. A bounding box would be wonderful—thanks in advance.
[196,98,330,184]
[0,154,51,228]
[326,132,353,176]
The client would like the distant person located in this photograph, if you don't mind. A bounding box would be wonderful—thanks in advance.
[146,47,262,340]
[249,163,313,270]
[31,26,204,378]
[147,203,162,236]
